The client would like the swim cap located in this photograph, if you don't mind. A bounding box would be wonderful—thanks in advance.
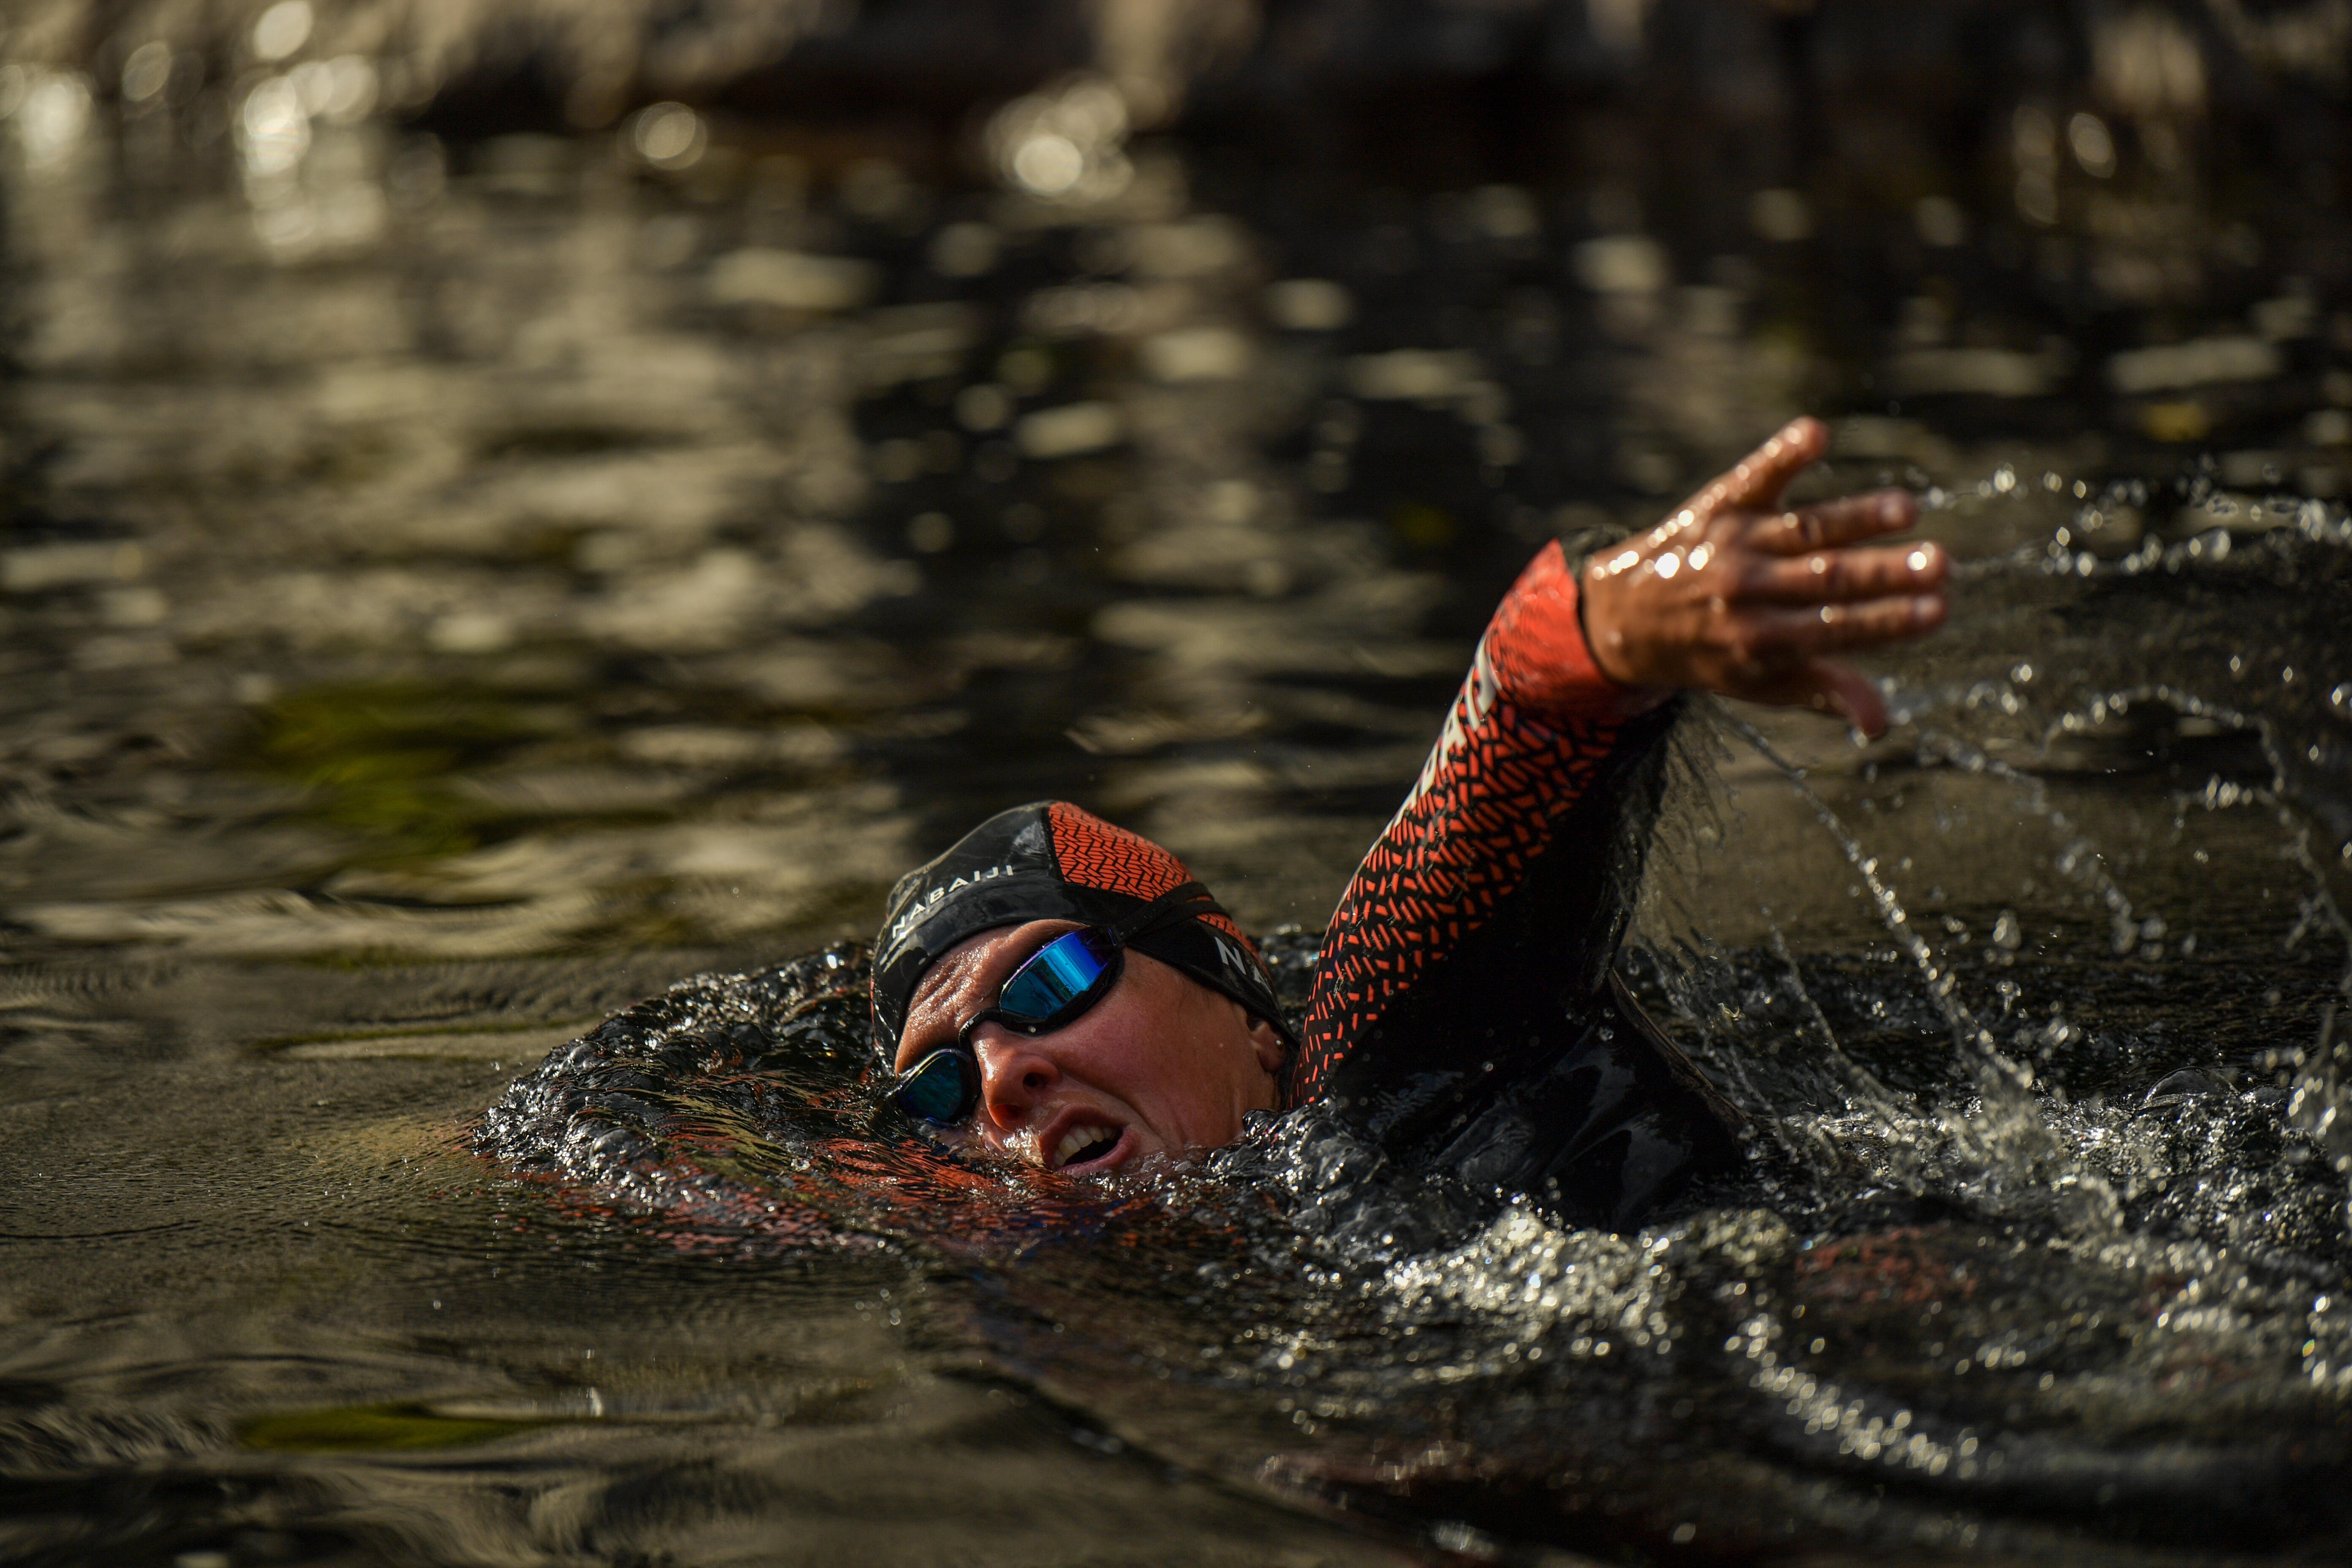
[870,801,1294,1061]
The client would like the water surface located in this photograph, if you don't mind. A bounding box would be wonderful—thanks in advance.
[4,26,2352,1565]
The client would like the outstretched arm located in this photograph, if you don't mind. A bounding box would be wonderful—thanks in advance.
[1293,418,1949,1101]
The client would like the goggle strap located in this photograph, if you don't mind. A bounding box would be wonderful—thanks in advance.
[1103,880,1224,944]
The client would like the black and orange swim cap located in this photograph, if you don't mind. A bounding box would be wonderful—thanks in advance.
[870,801,1293,1060]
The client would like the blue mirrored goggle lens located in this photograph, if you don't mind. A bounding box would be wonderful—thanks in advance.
[893,925,1133,1127]
[893,1047,978,1125]
[997,928,1119,1024]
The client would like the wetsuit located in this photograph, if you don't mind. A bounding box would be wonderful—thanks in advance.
[1288,539,1745,1228]
[871,540,1744,1229]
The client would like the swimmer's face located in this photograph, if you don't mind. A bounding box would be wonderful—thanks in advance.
[894,920,1287,1176]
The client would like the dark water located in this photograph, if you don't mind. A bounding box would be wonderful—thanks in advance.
[5,8,2352,1563]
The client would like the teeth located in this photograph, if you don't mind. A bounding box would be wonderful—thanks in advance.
[1054,1124,1115,1169]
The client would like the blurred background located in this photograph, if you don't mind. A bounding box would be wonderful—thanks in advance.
[0,0,2344,956]
[4,4,2351,1565]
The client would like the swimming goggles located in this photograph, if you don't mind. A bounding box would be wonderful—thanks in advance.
[890,882,1220,1127]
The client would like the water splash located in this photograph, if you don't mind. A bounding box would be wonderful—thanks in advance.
[1713,710,2123,1234]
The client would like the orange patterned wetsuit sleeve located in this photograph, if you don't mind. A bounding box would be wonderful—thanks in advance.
[1292,540,1669,1102]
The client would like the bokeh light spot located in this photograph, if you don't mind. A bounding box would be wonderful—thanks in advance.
[121,42,173,104]
[252,1,315,63]
[239,76,310,180]
[632,102,705,170]
[1010,133,1084,196]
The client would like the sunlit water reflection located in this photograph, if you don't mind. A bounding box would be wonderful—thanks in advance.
[4,20,2351,1564]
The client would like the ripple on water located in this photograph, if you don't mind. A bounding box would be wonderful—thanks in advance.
[472,921,2352,1559]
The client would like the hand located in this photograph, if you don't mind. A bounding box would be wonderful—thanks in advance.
[1579,417,1949,738]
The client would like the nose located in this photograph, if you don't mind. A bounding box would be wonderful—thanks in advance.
[969,1024,1060,1129]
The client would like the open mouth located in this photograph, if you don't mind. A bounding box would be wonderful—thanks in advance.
[1051,1122,1124,1172]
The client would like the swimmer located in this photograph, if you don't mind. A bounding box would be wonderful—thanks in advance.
[870,418,1949,1226]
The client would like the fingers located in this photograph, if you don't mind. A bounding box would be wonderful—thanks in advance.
[1749,489,1919,555]
[1712,416,1830,512]
[1604,418,1955,736]
[1739,539,1948,605]
[1730,590,1948,661]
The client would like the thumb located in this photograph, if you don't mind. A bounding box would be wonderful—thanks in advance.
[1802,658,1890,738]
[1748,657,1890,738]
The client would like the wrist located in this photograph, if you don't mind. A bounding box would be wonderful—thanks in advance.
[1481,543,1670,719]
[1573,554,1643,691]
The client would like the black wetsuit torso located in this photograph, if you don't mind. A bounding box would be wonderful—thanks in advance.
[1288,540,1745,1228]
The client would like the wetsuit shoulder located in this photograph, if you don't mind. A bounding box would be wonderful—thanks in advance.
[1293,539,1662,1097]
[1290,540,1742,1226]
